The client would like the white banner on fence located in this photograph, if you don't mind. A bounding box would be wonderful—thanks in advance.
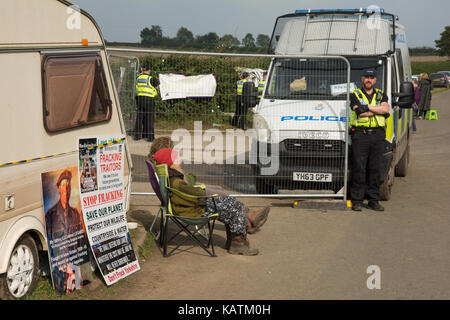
[78,135,140,286]
[159,73,217,101]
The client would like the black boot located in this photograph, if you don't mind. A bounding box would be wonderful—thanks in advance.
[352,201,363,211]
[367,201,384,211]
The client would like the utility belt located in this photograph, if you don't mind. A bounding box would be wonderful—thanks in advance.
[350,126,385,135]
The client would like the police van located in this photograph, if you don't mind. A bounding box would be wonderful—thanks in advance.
[0,0,132,299]
[252,8,414,199]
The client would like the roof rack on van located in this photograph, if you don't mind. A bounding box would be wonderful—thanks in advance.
[269,9,398,56]
[295,8,385,14]
[294,8,399,20]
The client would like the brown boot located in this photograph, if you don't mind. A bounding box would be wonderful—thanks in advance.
[246,220,257,234]
[228,233,259,256]
[246,206,270,234]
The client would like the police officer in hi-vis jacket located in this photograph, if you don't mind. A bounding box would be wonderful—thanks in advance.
[232,72,249,128]
[350,69,390,212]
[134,63,159,142]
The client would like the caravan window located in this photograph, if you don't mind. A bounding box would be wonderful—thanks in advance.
[42,54,112,132]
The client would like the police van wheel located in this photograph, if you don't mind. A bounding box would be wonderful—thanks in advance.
[395,142,409,177]
[0,235,39,300]
[379,165,394,201]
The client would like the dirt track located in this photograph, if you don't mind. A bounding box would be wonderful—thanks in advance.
[116,90,450,299]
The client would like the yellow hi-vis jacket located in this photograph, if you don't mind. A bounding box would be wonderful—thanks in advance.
[351,88,386,128]
[236,79,248,95]
[257,80,266,98]
[136,74,157,98]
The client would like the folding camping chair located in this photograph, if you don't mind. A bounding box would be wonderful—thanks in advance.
[145,160,219,257]
[146,160,165,245]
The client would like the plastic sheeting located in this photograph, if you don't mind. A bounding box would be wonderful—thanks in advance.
[159,74,217,101]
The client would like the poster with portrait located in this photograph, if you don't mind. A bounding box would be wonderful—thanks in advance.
[41,167,90,295]
[78,135,140,286]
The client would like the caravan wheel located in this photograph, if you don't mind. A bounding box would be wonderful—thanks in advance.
[0,235,39,300]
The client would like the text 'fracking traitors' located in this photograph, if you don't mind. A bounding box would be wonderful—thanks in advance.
[100,152,122,173]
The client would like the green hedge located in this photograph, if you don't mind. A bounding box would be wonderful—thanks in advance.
[411,61,450,75]
[111,56,450,132]
[140,55,271,130]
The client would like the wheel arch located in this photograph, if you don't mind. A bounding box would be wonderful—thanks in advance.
[0,214,47,274]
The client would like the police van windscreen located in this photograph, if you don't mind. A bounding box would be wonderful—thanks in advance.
[265,57,386,100]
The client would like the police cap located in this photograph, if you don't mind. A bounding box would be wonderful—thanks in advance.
[362,69,377,78]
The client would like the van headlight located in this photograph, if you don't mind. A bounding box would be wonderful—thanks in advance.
[253,114,271,143]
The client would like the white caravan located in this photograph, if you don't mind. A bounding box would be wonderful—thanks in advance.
[253,9,414,199]
[0,0,132,299]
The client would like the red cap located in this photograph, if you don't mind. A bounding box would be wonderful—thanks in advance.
[56,169,72,187]
[153,148,178,167]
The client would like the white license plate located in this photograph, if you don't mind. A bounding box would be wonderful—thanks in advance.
[293,172,333,182]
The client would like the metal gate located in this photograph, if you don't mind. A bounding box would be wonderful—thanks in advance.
[107,48,351,200]
[107,54,140,134]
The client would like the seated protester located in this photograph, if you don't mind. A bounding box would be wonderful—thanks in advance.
[147,136,174,160]
[152,146,270,256]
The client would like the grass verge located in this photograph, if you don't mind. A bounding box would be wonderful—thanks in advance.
[27,227,156,300]
[431,87,450,95]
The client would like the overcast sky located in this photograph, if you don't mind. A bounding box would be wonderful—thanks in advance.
[69,0,449,48]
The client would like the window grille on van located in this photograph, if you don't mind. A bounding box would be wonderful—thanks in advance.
[42,54,112,132]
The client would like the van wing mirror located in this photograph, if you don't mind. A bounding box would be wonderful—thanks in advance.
[393,81,414,109]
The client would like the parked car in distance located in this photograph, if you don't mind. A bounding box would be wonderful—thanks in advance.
[429,72,449,88]
[437,71,450,79]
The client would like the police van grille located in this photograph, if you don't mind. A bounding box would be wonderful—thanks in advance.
[283,139,345,153]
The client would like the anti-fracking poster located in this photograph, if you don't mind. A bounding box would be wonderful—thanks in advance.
[78,135,140,285]
[41,167,90,295]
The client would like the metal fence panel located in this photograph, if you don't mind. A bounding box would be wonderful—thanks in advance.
[107,54,139,133]
[107,48,350,200]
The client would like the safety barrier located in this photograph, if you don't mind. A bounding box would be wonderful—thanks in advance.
[107,48,351,200]
[107,54,140,133]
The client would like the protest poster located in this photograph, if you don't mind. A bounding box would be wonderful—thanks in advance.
[79,137,98,193]
[41,167,90,295]
[78,135,140,286]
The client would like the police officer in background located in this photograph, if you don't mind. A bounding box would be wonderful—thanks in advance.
[350,69,390,212]
[134,63,159,142]
[232,72,249,128]
[239,77,257,130]
[257,72,267,102]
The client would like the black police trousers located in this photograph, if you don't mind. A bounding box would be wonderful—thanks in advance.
[350,127,385,203]
[135,96,155,141]
[231,95,243,127]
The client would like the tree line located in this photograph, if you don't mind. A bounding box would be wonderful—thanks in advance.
[106,24,450,57]
[138,25,271,53]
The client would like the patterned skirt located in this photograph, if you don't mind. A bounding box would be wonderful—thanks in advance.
[204,196,249,235]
